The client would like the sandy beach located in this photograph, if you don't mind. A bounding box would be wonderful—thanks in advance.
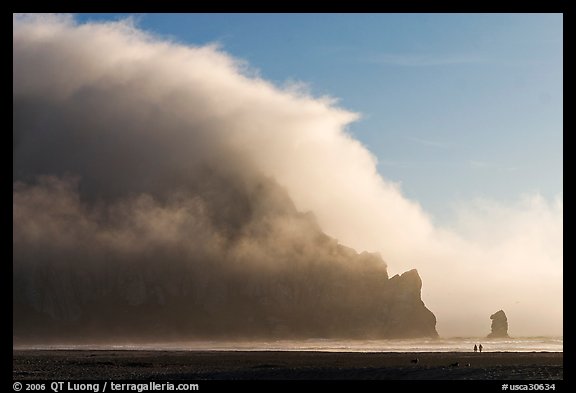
[13,350,562,380]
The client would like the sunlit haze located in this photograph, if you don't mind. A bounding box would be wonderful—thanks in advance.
[13,13,562,338]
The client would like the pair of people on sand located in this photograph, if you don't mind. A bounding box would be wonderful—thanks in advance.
[474,344,483,353]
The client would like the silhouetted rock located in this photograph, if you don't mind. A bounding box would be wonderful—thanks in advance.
[13,178,439,340]
[384,269,438,338]
[487,310,509,338]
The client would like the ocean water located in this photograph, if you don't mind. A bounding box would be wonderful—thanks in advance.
[15,337,562,353]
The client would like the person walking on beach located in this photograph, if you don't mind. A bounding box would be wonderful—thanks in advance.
[479,344,483,353]
[474,344,477,352]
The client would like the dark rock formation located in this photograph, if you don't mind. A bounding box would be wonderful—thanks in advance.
[13,176,439,341]
[487,310,509,338]
[382,269,438,337]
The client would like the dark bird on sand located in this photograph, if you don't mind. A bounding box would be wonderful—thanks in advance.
[410,358,419,364]
[449,362,460,367]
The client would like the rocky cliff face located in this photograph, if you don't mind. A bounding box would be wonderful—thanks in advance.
[487,310,509,338]
[14,176,438,341]
[383,269,438,337]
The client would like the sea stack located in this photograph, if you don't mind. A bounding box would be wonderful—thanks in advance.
[487,310,509,338]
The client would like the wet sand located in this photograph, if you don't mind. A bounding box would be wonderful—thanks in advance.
[13,350,562,380]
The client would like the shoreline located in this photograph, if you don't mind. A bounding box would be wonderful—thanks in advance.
[13,350,563,380]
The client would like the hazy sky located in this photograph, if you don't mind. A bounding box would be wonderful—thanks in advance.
[14,14,562,337]
[75,13,563,223]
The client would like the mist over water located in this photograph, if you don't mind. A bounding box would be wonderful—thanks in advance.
[15,337,563,353]
[13,14,562,339]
